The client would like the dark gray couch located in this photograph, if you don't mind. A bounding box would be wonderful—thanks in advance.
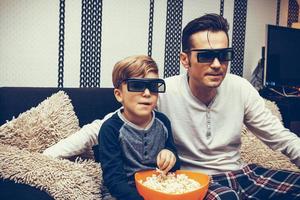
[0,87,121,200]
[1,87,299,199]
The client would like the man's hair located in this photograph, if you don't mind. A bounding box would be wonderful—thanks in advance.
[112,55,158,88]
[182,13,230,51]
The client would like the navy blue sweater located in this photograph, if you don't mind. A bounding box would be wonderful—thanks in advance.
[98,110,180,200]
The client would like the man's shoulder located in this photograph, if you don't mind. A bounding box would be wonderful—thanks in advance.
[164,74,184,83]
[226,73,245,81]
[224,73,252,86]
[221,74,258,99]
[163,74,185,93]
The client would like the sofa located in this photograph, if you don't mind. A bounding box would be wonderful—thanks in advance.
[0,87,121,200]
[0,87,298,200]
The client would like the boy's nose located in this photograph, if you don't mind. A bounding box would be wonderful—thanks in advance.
[143,88,151,96]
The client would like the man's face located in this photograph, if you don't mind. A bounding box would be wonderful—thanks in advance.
[180,31,229,90]
[114,72,159,124]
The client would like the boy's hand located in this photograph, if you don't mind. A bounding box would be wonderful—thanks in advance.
[156,149,176,175]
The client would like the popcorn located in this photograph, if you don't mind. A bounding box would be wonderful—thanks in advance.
[139,172,201,194]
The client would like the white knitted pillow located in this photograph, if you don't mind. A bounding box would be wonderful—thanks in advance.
[0,91,80,152]
[0,143,102,200]
[0,91,103,199]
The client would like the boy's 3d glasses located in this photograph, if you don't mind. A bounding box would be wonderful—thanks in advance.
[122,78,166,93]
[189,48,234,63]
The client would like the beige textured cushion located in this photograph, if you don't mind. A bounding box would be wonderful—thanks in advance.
[0,91,80,152]
[240,99,299,171]
[0,91,103,199]
[0,143,102,200]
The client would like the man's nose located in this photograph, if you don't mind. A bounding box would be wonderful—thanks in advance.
[210,57,221,68]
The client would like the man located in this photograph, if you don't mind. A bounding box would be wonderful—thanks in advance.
[44,14,300,199]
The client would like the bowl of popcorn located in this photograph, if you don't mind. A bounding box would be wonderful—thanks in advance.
[135,169,210,200]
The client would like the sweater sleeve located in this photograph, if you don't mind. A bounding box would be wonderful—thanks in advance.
[99,120,144,200]
[43,110,118,158]
[43,119,101,158]
[243,81,300,167]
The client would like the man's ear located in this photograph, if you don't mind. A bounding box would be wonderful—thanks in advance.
[180,52,190,70]
[114,88,123,103]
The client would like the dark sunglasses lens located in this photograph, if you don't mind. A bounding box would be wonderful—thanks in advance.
[197,51,215,63]
[197,49,234,63]
[148,82,166,93]
[127,81,145,92]
[127,79,166,93]
[219,50,234,61]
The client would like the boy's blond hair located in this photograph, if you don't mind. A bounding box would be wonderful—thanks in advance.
[112,55,158,88]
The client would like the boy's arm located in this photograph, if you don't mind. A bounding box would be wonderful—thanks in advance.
[99,123,143,200]
[162,115,181,171]
[165,134,181,172]
[43,110,118,158]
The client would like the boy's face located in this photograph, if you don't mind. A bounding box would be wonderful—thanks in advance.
[114,72,159,126]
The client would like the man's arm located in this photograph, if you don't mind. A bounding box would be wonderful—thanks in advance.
[43,119,101,158]
[43,110,118,158]
[244,82,300,167]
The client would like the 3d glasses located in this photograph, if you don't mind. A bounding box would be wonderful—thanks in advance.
[123,78,166,93]
[190,48,234,63]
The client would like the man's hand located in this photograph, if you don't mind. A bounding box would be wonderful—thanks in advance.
[156,149,176,175]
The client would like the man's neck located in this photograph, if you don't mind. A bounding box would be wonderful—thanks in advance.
[189,82,217,106]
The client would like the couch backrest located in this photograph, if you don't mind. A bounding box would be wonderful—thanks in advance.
[0,87,121,127]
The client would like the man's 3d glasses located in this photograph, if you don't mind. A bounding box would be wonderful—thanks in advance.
[122,78,166,93]
[189,48,234,63]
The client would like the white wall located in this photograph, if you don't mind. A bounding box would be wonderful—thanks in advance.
[0,1,59,87]
[63,0,82,87]
[298,0,300,25]
[243,0,277,80]
[280,0,289,26]
[181,0,230,74]
[0,0,292,87]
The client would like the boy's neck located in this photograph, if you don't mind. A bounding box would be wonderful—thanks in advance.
[122,110,153,129]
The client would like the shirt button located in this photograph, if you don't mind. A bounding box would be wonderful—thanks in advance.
[207,131,211,137]
[144,151,148,156]
[144,142,147,146]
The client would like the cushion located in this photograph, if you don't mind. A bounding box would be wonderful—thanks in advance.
[0,91,103,199]
[0,91,80,152]
[240,99,300,171]
[0,143,102,200]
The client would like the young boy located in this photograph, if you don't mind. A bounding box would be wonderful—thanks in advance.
[98,55,180,200]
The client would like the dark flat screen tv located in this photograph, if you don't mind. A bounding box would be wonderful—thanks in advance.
[264,25,300,87]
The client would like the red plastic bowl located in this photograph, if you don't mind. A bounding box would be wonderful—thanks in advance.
[135,170,210,200]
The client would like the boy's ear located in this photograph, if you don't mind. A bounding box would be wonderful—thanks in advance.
[180,52,190,70]
[114,88,123,103]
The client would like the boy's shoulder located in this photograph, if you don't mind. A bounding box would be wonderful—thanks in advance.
[154,110,170,124]
[99,112,124,140]
[101,112,123,129]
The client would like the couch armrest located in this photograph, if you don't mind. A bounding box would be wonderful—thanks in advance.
[0,179,53,200]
